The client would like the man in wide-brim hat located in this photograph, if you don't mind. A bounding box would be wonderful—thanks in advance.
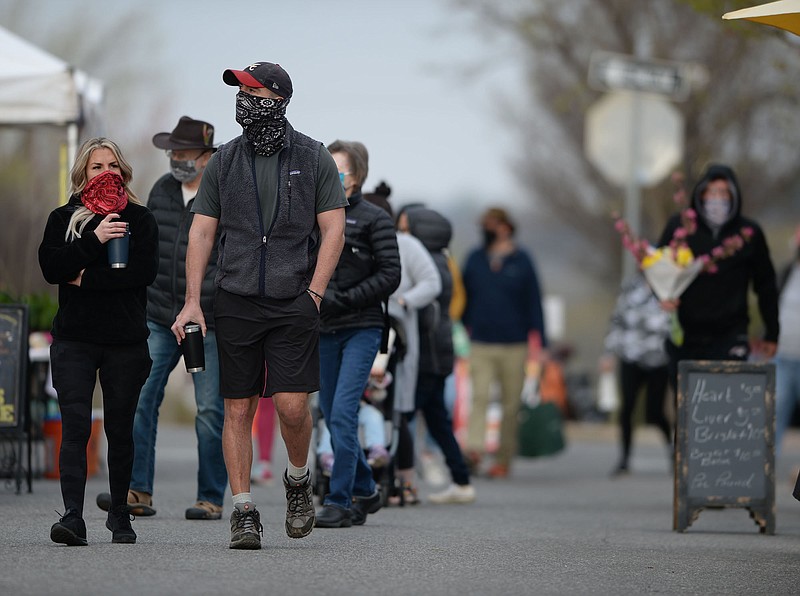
[95,115,228,524]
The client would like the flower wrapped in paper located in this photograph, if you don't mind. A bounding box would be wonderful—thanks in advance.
[640,246,704,302]
[613,179,756,346]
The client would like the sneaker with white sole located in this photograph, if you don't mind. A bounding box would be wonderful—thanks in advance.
[420,453,448,488]
[428,483,476,504]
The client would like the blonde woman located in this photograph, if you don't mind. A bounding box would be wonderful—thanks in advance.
[39,138,158,546]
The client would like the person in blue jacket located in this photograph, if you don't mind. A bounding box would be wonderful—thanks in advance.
[462,207,547,478]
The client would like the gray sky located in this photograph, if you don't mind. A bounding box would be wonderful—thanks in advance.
[66,0,527,209]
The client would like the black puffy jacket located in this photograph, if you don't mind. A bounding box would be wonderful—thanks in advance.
[320,192,401,332]
[407,207,454,376]
[146,174,218,329]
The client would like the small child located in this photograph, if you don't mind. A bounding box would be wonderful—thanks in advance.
[317,371,391,475]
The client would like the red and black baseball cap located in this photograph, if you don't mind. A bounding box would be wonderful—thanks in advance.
[223,62,293,98]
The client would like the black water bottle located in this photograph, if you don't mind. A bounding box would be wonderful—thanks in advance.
[182,323,205,373]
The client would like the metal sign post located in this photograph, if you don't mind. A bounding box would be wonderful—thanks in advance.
[585,51,694,279]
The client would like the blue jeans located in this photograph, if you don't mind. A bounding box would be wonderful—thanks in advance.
[775,356,800,455]
[318,328,381,509]
[130,321,227,505]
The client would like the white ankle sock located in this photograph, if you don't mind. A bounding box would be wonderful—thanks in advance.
[232,492,253,508]
[287,462,308,480]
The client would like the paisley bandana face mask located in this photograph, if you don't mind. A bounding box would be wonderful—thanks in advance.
[80,170,128,214]
[235,91,289,156]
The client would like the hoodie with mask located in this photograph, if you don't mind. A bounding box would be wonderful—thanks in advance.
[657,163,779,345]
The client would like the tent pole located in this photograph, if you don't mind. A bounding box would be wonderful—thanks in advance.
[67,122,77,169]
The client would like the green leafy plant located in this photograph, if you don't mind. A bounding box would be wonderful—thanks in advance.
[0,290,58,332]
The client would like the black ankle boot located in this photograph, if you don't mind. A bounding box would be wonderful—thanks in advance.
[50,509,87,546]
[106,506,137,544]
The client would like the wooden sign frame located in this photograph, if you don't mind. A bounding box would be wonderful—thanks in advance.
[674,360,775,534]
[0,304,29,493]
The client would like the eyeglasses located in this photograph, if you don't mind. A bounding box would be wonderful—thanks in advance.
[165,149,207,160]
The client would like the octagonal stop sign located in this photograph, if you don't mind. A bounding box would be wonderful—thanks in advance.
[585,91,684,187]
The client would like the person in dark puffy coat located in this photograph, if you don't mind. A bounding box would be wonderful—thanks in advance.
[401,205,475,504]
[315,140,401,528]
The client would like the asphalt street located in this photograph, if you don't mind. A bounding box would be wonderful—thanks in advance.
[1,422,799,596]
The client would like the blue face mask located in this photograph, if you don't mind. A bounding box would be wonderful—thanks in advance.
[339,172,345,186]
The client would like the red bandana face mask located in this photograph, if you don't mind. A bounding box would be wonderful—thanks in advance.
[80,170,128,215]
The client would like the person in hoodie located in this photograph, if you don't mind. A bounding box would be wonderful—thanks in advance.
[39,137,158,546]
[400,205,475,504]
[657,163,779,389]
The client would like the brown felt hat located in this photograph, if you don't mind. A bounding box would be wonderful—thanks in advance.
[152,116,216,151]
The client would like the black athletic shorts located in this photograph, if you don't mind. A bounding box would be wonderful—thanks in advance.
[214,288,320,398]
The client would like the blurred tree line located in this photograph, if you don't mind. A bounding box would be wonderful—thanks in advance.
[0,1,168,309]
[454,0,800,284]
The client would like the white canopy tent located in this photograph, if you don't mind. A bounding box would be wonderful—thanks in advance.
[0,25,104,168]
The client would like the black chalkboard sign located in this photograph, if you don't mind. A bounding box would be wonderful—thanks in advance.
[0,305,29,493]
[674,360,775,534]
[0,305,28,432]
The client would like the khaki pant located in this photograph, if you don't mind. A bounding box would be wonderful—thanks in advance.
[466,341,527,466]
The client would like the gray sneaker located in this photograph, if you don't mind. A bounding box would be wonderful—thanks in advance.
[229,504,262,550]
[284,471,315,538]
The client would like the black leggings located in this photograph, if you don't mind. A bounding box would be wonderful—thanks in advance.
[411,372,470,485]
[396,413,414,471]
[618,360,671,464]
[50,340,151,515]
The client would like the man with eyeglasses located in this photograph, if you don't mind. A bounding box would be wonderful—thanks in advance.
[95,116,228,522]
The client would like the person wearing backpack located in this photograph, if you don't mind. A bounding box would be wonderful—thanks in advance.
[399,206,475,503]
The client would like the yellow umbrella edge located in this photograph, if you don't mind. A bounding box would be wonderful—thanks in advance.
[723,0,800,36]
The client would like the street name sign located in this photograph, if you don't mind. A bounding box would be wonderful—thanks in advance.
[588,51,691,101]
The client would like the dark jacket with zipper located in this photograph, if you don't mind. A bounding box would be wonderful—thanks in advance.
[407,207,455,377]
[38,195,159,344]
[320,192,401,333]
[146,174,218,329]
[657,163,779,344]
[214,125,321,299]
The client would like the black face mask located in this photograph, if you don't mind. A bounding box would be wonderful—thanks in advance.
[235,91,289,156]
[482,228,497,247]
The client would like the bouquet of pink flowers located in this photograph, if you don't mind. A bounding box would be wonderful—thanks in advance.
[613,174,755,343]
[614,176,754,301]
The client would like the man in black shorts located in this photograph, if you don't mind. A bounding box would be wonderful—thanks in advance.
[172,61,346,550]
